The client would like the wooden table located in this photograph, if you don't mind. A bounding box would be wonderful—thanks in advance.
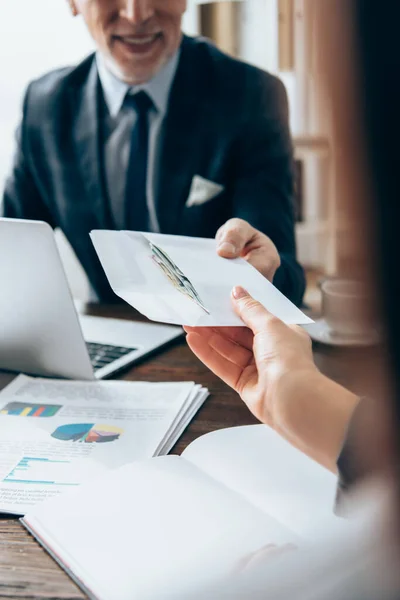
[0,305,383,599]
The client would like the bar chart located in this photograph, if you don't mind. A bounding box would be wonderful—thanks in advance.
[0,401,62,417]
[3,457,78,486]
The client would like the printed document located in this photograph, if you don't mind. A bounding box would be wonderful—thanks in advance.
[0,375,207,514]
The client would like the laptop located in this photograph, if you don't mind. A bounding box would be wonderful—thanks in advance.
[0,219,183,380]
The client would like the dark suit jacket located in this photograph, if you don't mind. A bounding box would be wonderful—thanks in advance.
[2,35,305,305]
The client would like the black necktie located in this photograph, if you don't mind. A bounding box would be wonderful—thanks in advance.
[124,91,153,231]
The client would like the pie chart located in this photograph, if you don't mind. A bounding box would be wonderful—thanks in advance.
[51,423,124,444]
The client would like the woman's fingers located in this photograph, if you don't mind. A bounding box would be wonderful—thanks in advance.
[187,328,253,369]
[186,333,243,390]
[184,326,254,351]
[208,330,253,368]
[185,328,253,368]
[232,286,281,334]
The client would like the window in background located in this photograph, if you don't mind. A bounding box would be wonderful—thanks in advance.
[0,0,199,191]
[0,0,94,189]
[197,1,335,274]
[0,1,94,300]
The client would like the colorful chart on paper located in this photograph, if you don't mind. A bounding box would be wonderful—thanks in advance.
[51,423,124,444]
[0,402,62,417]
[3,456,77,486]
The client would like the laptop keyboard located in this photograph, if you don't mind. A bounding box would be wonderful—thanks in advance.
[86,342,138,371]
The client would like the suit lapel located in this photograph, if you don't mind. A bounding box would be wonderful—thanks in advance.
[70,42,210,236]
[70,57,113,231]
[155,37,209,234]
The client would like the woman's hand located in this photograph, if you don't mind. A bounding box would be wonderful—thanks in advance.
[185,287,359,471]
[185,286,316,427]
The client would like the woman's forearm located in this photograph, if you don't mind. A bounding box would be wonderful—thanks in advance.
[271,369,360,472]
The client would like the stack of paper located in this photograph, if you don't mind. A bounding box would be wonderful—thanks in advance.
[0,374,208,515]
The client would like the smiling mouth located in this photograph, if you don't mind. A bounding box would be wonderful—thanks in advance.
[113,33,162,54]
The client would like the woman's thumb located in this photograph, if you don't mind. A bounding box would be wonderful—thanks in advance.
[231,286,275,333]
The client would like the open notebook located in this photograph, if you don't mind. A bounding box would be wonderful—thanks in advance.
[22,425,338,600]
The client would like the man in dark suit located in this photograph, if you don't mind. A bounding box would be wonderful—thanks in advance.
[2,0,305,305]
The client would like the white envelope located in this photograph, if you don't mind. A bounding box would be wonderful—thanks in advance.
[90,230,312,327]
[185,175,224,208]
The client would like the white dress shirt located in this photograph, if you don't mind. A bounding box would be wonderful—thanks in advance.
[96,52,180,232]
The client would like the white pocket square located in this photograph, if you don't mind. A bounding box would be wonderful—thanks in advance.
[186,175,224,208]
